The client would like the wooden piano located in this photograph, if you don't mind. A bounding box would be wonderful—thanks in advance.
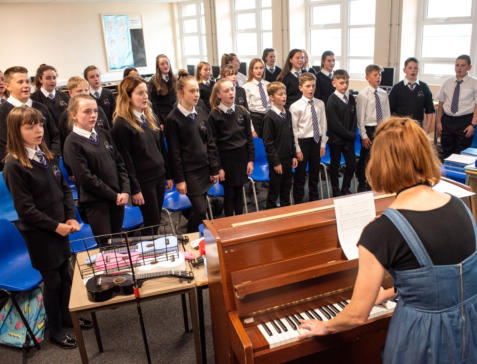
[203,193,397,364]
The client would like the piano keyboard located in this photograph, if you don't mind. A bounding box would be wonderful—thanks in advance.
[257,300,396,349]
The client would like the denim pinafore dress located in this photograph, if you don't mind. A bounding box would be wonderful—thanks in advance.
[381,199,477,364]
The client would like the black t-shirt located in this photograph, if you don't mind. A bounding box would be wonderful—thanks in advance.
[359,196,475,270]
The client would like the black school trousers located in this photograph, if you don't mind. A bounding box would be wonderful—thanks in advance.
[441,113,474,159]
[186,193,207,233]
[223,185,244,216]
[84,201,124,245]
[267,157,292,209]
[357,126,376,190]
[138,176,165,233]
[293,137,322,203]
[39,260,71,339]
[329,142,356,195]
[250,112,265,138]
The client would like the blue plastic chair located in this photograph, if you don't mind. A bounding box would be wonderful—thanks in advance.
[248,137,270,211]
[206,182,224,219]
[162,190,192,234]
[122,205,144,230]
[0,171,19,222]
[69,207,97,254]
[0,219,42,349]
[59,157,78,200]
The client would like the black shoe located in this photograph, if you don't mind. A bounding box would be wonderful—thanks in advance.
[50,334,77,349]
[63,317,94,330]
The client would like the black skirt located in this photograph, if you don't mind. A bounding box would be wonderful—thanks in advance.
[184,166,213,196]
[21,230,70,271]
[220,145,249,187]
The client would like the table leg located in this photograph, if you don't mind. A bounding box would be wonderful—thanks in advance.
[181,293,190,332]
[197,286,207,364]
[71,311,88,364]
[90,312,103,352]
[188,289,202,364]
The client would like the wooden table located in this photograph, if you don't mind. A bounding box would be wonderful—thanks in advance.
[69,238,203,364]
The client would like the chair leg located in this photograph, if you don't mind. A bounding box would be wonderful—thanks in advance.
[248,177,259,212]
[9,292,41,350]
[318,165,324,200]
[206,195,214,220]
[162,208,176,235]
[181,293,190,333]
[320,163,331,198]
[242,186,248,214]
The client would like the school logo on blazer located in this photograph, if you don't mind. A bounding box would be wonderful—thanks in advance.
[198,120,208,143]
[51,164,61,177]
[417,90,424,98]
[237,113,245,126]
[102,98,110,106]
[59,100,68,107]
[104,140,114,151]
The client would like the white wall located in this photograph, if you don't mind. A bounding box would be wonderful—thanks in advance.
[0,2,176,85]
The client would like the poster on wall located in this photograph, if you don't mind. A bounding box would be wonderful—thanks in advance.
[101,14,147,71]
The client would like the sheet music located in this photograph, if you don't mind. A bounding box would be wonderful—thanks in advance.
[333,192,376,260]
[433,180,475,198]
[444,154,476,166]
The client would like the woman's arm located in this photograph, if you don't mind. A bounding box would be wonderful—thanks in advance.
[299,245,385,337]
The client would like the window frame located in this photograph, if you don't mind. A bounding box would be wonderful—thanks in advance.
[178,0,208,68]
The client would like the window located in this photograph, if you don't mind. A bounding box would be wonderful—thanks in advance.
[417,0,475,80]
[178,0,207,68]
[232,0,273,65]
[307,0,376,77]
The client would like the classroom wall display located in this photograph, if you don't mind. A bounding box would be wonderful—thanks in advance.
[101,14,147,71]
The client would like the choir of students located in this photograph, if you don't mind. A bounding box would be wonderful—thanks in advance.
[1,50,476,349]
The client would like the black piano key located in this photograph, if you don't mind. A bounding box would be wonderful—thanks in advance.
[322,305,336,317]
[305,311,315,320]
[276,318,288,332]
[336,301,346,309]
[261,322,273,336]
[311,309,323,321]
[295,312,305,320]
[327,304,340,315]
[270,319,282,334]
[319,307,332,320]
[286,316,297,330]
[290,315,301,327]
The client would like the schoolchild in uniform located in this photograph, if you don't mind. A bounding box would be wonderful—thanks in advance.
[84,65,116,127]
[436,55,477,159]
[208,79,254,216]
[123,67,138,78]
[63,95,130,241]
[196,61,215,112]
[221,65,249,110]
[0,66,60,169]
[112,76,172,232]
[356,64,391,191]
[31,64,69,128]
[389,57,435,131]
[243,58,271,137]
[325,70,357,197]
[290,72,328,203]
[277,49,305,109]
[148,54,177,128]
[221,53,247,87]
[3,106,87,349]
[302,50,316,75]
[262,82,298,209]
[0,70,10,103]
[58,77,109,153]
[263,48,281,82]
[165,76,219,232]
[315,51,336,104]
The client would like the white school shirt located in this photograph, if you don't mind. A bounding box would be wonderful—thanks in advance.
[177,103,197,118]
[266,65,277,74]
[333,90,349,104]
[289,96,328,152]
[356,85,390,140]
[437,74,477,116]
[236,72,247,87]
[132,109,146,122]
[90,87,103,98]
[218,103,235,113]
[271,104,286,117]
[403,78,420,87]
[321,69,333,80]
[72,125,97,140]
[40,87,56,99]
[243,79,270,114]
[25,146,44,164]
[7,96,33,107]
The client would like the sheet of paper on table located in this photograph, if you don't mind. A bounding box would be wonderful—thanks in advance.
[433,180,475,198]
[333,192,376,260]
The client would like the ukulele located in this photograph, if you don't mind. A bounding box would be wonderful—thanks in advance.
[86,270,194,302]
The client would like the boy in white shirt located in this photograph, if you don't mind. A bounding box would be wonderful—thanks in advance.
[356,64,390,192]
[290,73,327,203]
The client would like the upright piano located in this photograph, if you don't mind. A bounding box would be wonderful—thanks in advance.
[204,193,396,364]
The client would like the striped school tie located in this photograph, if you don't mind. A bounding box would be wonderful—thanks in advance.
[89,132,98,144]
[374,90,383,123]
[35,150,48,167]
[140,114,148,127]
[280,112,287,119]
[408,83,416,91]
[309,100,321,143]
[48,93,55,101]
[226,108,234,115]
[343,94,348,104]
[451,80,464,114]
[94,91,100,99]
[188,113,197,121]
[258,81,268,110]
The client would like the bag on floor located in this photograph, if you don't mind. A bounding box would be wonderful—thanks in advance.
[0,287,46,348]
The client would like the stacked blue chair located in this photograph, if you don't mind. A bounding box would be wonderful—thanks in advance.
[69,207,97,254]
[122,205,144,230]
[59,157,78,200]
[206,182,224,219]
[0,219,42,350]
[0,172,18,222]
[248,137,269,211]
[162,189,192,234]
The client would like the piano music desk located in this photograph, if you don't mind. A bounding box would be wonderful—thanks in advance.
[68,234,203,364]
